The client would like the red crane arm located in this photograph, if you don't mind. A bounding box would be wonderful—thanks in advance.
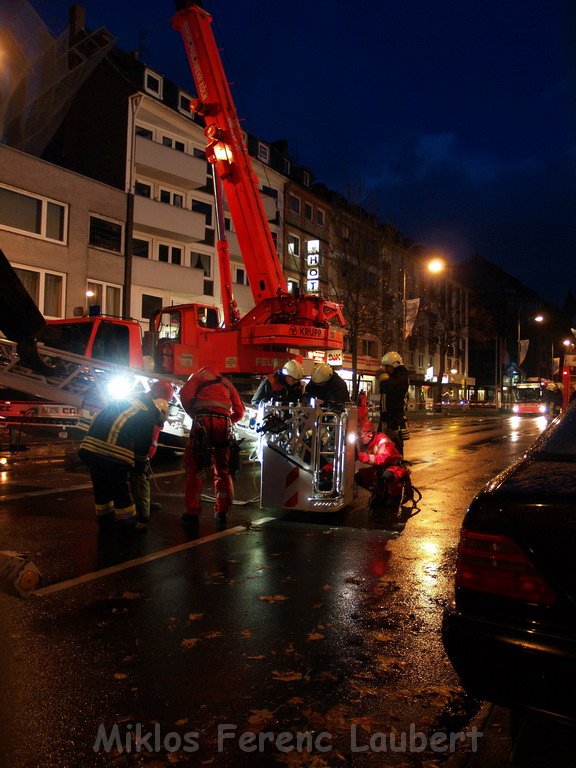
[172,2,287,303]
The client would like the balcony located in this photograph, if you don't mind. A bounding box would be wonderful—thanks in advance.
[132,258,205,296]
[135,135,206,190]
[133,196,205,242]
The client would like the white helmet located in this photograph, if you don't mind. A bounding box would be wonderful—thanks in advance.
[381,351,403,368]
[282,360,304,380]
[312,362,333,384]
[153,398,169,420]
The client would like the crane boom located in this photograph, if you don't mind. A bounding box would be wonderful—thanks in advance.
[173,1,286,302]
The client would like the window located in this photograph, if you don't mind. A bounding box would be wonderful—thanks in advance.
[135,125,153,139]
[142,294,163,321]
[288,194,301,215]
[158,243,183,265]
[91,321,130,365]
[197,307,219,329]
[0,184,67,243]
[302,171,310,187]
[234,266,249,286]
[160,189,184,207]
[191,199,213,226]
[362,339,378,358]
[132,238,150,258]
[87,280,122,317]
[258,142,270,163]
[287,234,300,258]
[144,68,163,98]
[287,279,300,294]
[13,265,64,318]
[261,185,278,199]
[193,148,206,160]
[162,136,185,152]
[283,158,291,175]
[304,202,313,221]
[316,208,325,227]
[89,215,122,253]
[191,251,213,296]
[178,90,193,116]
[135,181,152,197]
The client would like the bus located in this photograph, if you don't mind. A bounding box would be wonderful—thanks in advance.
[511,380,549,416]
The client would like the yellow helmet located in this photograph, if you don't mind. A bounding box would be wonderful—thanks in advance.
[312,363,333,384]
[381,351,403,368]
[153,398,169,420]
[282,360,304,380]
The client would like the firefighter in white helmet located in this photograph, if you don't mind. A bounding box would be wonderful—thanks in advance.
[251,359,305,406]
[304,362,350,405]
[379,350,409,454]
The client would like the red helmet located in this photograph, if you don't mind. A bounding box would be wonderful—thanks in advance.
[359,419,375,441]
[150,380,175,400]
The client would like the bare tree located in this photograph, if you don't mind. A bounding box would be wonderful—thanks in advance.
[324,191,390,399]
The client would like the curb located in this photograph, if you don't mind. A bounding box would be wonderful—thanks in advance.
[444,704,512,768]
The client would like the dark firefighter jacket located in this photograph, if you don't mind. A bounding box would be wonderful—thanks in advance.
[379,365,409,427]
[304,370,350,404]
[78,396,163,468]
[251,371,304,406]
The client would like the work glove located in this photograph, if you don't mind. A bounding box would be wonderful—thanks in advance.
[379,372,390,382]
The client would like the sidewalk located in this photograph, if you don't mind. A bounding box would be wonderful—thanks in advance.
[446,704,576,767]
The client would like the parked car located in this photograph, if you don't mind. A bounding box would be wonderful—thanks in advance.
[443,401,576,724]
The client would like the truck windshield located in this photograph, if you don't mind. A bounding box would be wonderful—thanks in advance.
[38,323,92,356]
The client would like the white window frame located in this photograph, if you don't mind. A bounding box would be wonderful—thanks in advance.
[12,262,66,319]
[157,242,184,266]
[159,187,185,207]
[287,234,301,258]
[316,208,326,227]
[144,68,163,99]
[233,265,249,286]
[288,194,301,215]
[0,183,68,244]
[132,236,151,259]
[161,134,186,153]
[88,214,123,254]
[86,279,123,317]
[258,142,270,163]
[178,90,193,117]
[302,171,310,187]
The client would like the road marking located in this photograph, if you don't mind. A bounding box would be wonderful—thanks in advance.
[0,469,184,502]
[34,516,276,596]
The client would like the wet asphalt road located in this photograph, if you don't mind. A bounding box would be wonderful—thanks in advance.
[0,415,552,767]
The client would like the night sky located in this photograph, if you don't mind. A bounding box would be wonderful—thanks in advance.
[30,0,576,306]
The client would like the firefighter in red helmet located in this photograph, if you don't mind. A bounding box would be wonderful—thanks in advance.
[355,419,406,503]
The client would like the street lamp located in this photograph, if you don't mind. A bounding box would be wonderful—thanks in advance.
[517,312,543,379]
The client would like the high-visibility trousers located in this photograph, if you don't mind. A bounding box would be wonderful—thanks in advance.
[184,414,233,516]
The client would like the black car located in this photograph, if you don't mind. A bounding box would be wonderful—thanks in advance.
[443,401,576,724]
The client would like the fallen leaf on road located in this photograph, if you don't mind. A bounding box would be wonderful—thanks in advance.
[257,565,270,571]
[321,584,333,591]
[113,673,128,680]
[247,708,275,731]
[288,697,304,705]
[121,591,143,600]
[175,718,188,726]
[271,670,303,682]
[307,632,324,641]
[203,631,223,639]
[188,613,204,621]
[245,654,266,660]
[181,638,200,649]
[241,629,253,638]
[371,630,394,642]
[259,594,289,603]
[375,655,405,671]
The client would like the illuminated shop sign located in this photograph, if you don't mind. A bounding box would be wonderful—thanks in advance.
[306,240,320,294]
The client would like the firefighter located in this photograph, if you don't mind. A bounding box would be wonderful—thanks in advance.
[179,367,245,530]
[304,363,350,405]
[251,359,304,406]
[130,380,175,529]
[78,393,169,533]
[378,350,409,454]
[354,419,406,508]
